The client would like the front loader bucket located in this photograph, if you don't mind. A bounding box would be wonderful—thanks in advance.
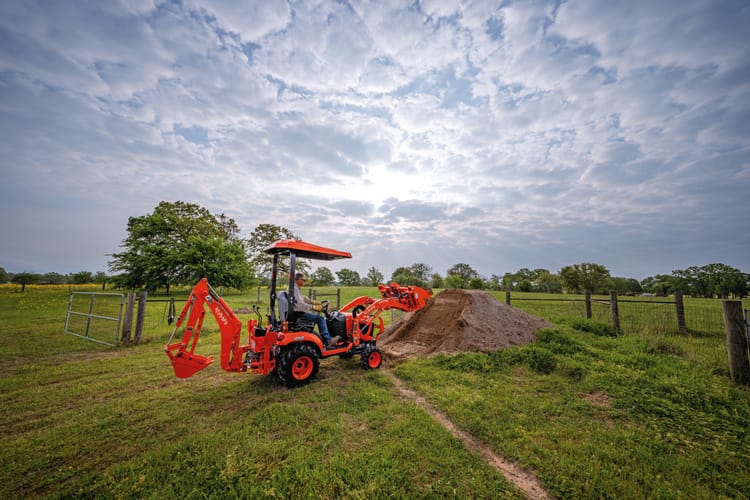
[165,345,214,379]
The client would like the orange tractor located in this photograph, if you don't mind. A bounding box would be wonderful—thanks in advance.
[164,239,432,387]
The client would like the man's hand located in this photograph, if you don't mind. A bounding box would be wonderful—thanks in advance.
[312,301,323,312]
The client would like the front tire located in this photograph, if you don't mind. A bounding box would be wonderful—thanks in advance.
[278,344,320,387]
[361,347,383,370]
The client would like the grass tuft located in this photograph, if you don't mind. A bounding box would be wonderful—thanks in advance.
[566,318,622,337]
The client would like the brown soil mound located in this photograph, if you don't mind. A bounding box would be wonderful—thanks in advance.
[379,289,554,362]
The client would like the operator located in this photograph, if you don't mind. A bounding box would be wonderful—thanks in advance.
[293,273,341,347]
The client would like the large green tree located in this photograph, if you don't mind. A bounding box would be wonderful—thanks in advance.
[469,277,486,290]
[641,274,677,296]
[445,273,465,288]
[429,273,444,289]
[446,263,478,289]
[390,263,433,287]
[365,266,384,286]
[246,224,308,285]
[672,263,748,298]
[534,269,563,293]
[499,268,562,293]
[311,267,335,286]
[42,272,67,284]
[94,271,109,291]
[71,271,94,284]
[12,272,40,292]
[0,267,8,283]
[559,263,612,294]
[611,277,643,294]
[336,268,361,286]
[391,266,416,285]
[109,201,253,291]
[410,263,432,284]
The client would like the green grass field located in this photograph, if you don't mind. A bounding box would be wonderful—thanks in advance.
[1,284,749,498]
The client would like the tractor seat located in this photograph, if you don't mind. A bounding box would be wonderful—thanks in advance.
[278,291,316,333]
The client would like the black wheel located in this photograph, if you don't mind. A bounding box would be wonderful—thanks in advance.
[277,344,320,388]
[361,347,383,370]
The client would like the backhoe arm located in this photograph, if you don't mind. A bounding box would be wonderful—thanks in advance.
[164,278,247,378]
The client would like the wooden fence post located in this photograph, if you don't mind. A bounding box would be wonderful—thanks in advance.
[674,291,686,332]
[722,300,750,386]
[120,292,135,346]
[585,290,592,319]
[505,290,511,305]
[610,291,620,332]
[133,291,148,345]
[336,288,341,309]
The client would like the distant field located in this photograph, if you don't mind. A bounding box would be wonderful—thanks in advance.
[1,284,748,498]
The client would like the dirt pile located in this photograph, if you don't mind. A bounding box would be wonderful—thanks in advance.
[379,289,554,362]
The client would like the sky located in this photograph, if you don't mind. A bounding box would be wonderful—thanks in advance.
[1,0,749,282]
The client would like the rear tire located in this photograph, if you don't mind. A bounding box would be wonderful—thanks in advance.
[361,347,383,370]
[278,344,320,387]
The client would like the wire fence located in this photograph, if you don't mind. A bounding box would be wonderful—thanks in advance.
[121,289,746,354]
[496,292,750,368]
[495,292,740,337]
[52,285,747,382]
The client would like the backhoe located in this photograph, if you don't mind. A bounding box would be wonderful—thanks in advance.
[164,239,431,387]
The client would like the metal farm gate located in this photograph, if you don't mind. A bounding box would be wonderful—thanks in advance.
[64,292,125,346]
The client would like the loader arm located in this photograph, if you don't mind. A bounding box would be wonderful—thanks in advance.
[342,282,432,340]
[164,278,250,378]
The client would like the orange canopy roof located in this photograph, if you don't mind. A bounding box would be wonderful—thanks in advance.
[263,239,352,260]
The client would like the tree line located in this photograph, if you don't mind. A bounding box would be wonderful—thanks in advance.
[374,262,748,298]
[0,269,110,292]
[3,201,748,298]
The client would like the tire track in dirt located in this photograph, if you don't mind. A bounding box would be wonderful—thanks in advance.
[385,371,551,500]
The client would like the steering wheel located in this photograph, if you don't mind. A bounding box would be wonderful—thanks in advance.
[351,304,366,318]
[321,300,330,314]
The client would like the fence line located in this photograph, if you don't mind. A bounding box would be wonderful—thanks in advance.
[504,291,733,336]
[103,288,744,349]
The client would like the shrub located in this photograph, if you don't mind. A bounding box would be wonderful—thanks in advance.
[536,328,587,355]
[520,346,557,374]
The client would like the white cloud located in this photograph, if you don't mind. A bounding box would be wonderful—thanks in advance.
[552,0,750,73]
[194,0,290,41]
[0,0,748,279]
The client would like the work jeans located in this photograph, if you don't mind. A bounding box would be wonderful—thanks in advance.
[300,312,332,342]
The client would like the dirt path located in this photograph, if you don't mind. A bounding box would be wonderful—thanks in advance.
[376,289,553,497]
[386,371,551,500]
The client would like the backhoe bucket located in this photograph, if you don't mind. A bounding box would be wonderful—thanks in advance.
[166,347,214,379]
